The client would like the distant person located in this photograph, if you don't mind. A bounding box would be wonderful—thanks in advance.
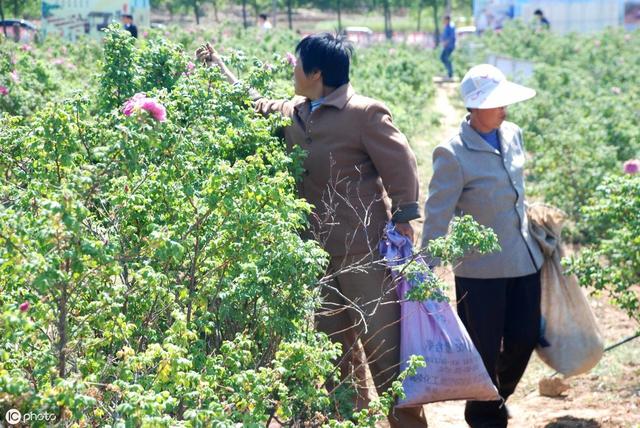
[258,13,272,30]
[476,9,490,35]
[12,22,21,42]
[534,9,550,30]
[122,14,138,38]
[440,15,456,80]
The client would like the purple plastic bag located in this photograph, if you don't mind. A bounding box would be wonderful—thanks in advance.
[379,223,499,407]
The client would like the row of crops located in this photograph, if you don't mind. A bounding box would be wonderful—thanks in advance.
[457,23,640,322]
[459,22,640,226]
[0,28,439,138]
[0,27,443,426]
[0,22,638,426]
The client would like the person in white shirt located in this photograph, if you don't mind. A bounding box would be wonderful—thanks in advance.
[258,13,273,30]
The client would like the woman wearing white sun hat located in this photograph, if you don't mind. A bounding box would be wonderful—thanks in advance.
[421,64,544,427]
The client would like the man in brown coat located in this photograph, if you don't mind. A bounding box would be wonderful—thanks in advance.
[197,33,426,427]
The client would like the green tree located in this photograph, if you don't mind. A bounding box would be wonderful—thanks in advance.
[427,0,441,46]
[0,0,5,37]
[0,0,39,36]
[383,0,392,39]
[285,0,293,29]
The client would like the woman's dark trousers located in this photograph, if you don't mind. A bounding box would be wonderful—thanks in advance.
[455,271,541,427]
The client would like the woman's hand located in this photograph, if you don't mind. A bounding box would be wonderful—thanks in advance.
[195,44,211,66]
[196,43,226,69]
[195,42,238,85]
[195,43,219,67]
[395,222,414,244]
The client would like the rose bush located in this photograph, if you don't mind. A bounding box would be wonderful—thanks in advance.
[0,26,495,426]
[457,25,640,322]
[457,24,640,239]
[565,170,640,323]
[0,34,101,117]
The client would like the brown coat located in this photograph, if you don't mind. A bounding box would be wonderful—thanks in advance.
[254,83,420,257]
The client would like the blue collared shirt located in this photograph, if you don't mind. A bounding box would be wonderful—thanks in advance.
[442,24,456,49]
[477,129,500,152]
[310,98,324,112]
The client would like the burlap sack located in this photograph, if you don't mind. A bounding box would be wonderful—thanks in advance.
[528,203,604,377]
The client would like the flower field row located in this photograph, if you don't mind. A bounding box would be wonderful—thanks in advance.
[458,23,640,233]
[458,23,640,321]
[1,27,440,139]
[0,27,454,426]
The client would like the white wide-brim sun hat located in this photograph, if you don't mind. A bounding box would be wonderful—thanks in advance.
[460,64,536,109]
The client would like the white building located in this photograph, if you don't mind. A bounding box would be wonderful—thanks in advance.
[473,0,626,34]
[42,0,150,40]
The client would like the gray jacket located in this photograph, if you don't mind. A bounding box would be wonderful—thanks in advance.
[421,116,544,279]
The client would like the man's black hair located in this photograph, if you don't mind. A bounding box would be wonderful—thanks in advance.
[122,14,133,19]
[295,32,353,88]
[444,15,451,20]
[534,9,544,16]
[259,13,268,20]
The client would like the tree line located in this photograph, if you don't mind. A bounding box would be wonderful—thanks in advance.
[1,0,472,45]
[151,0,473,40]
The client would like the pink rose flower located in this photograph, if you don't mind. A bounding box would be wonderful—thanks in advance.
[594,39,601,47]
[184,61,196,75]
[623,159,640,175]
[611,86,621,95]
[19,301,29,312]
[263,63,274,72]
[53,58,66,65]
[20,44,32,52]
[285,52,297,67]
[141,99,167,122]
[122,93,166,122]
[624,34,632,42]
[143,31,149,38]
[10,70,20,83]
[122,93,146,116]
[0,86,8,96]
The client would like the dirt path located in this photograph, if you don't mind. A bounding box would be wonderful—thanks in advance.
[413,80,464,245]
[422,287,640,427]
[413,80,463,198]
[411,84,640,427]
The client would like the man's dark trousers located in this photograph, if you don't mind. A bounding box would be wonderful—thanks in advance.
[455,271,541,427]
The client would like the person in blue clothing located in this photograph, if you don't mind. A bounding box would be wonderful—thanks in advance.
[122,14,138,38]
[440,15,456,80]
[534,9,550,30]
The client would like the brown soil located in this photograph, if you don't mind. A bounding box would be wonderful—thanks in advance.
[423,275,640,427]
[414,80,462,245]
